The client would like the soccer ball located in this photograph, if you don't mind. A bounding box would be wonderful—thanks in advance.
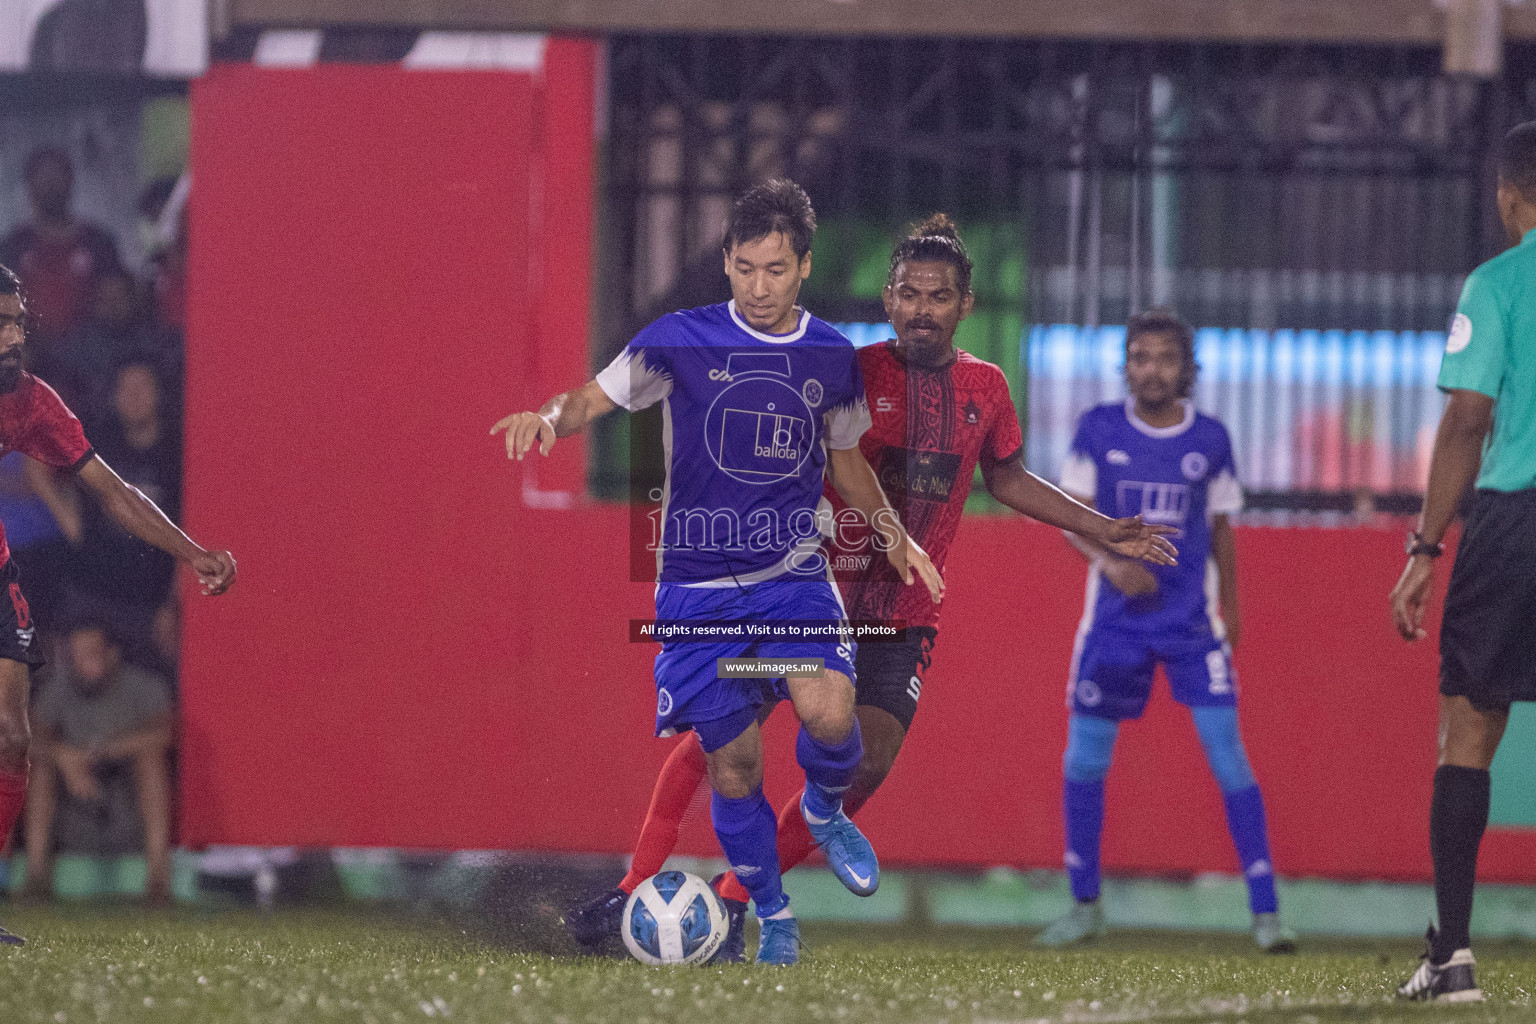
[621,870,728,966]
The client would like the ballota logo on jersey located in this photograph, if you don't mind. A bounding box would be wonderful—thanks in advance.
[705,352,815,485]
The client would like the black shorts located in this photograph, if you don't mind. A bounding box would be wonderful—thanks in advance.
[853,626,937,733]
[0,559,43,668]
[1440,489,1536,711]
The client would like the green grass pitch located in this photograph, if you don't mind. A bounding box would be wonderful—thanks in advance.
[0,907,1533,1023]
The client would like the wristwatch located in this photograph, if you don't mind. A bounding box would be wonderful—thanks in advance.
[1406,532,1444,558]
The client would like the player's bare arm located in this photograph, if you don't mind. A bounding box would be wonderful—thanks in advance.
[1211,513,1241,648]
[1391,388,1492,641]
[1058,489,1161,598]
[76,456,236,596]
[491,379,619,461]
[825,445,944,603]
[983,458,1177,567]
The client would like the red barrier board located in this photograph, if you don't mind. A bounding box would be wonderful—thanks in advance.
[182,57,1536,883]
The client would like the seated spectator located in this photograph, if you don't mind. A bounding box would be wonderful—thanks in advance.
[0,148,122,376]
[52,269,181,426]
[24,621,174,904]
[64,360,180,670]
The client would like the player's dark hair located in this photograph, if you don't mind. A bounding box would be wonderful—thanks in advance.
[1498,121,1536,199]
[722,178,816,259]
[0,264,19,298]
[887,213,973,294]
[1125,307,1198,398]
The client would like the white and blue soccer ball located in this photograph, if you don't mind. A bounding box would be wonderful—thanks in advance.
[621,870,728,966]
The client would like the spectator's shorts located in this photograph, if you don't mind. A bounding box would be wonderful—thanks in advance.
[1441,489,1536,712]
[853,626,937,733]
[0,559,44,668]
[1068,625,1234,720]
[653,573,855,752]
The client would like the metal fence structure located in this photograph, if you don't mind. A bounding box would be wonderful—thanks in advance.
[598,35,1536,507]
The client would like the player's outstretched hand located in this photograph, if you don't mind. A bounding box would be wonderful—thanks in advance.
[194,550,237,596]
[490,411,557,460]
[1101,515,1178,566]
[886,533,944,605]
[1390,555,1435,641]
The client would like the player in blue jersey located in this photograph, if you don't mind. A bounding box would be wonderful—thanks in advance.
[492,180,942,965]
[1035,308,1295,953]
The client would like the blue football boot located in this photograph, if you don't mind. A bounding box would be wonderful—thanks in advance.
[708,874,748,964]
[0,924,23,946]
[755,915,800,966]
[801,793,879,896]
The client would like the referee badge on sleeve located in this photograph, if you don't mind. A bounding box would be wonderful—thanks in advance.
[1446,313,1473,354]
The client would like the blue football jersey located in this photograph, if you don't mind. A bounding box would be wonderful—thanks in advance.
[596,300,870,585]
[1060,400,1243,636]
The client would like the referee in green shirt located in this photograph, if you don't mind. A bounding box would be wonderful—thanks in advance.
[1391,121,1536,1003]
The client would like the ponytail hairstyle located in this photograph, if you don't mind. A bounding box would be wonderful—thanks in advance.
[886,213,973,294]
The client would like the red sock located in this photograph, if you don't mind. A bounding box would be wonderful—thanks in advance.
[713,788,872,905]
[0,768,26,847]
[619,735,707,894]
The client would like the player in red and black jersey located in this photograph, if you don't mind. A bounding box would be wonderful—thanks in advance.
[565,218,1175,959]
[0,265,235,943]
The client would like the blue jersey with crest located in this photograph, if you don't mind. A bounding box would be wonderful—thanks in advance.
[1060,400,1243,637]
[596,300,870,586]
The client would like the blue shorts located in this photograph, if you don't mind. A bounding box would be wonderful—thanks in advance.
[653,573,856,752]
[1068,625,1235,721]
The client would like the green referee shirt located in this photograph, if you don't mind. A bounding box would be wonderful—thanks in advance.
[1441,226,1536,491]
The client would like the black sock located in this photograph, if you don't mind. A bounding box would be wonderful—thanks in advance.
[1429,764,1491,963]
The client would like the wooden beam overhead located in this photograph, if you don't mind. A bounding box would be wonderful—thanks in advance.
[225,0,1503,44]
[223,0,1536,44]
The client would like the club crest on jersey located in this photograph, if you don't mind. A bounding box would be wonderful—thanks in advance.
[963,399,981,425]
[1181,451,1209,480]
[657,687,674,716]
[802,378,824,407]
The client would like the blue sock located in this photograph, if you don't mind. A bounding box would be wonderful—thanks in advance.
[1221,785,1278,914]
[1064,779,1106,902]
[1062,714,1118,903]
[1191,705,1276,914]
[711,787,789,918]
[797,719,862,822]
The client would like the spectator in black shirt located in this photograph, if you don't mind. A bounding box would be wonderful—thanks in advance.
[52,269,181,426]
[64,360,180,669]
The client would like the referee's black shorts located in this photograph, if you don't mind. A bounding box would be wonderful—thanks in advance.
[1440,488,1536,712]
[853,626,937,733]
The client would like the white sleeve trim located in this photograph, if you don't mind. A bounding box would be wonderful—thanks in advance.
[1059,452,1097,497]
[1208,467,1244,516]
[594,348,672,412]
[823,397,872,450]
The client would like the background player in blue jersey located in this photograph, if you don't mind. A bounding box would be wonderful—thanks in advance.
[492,180,942,965]
[1036,309,1294,953]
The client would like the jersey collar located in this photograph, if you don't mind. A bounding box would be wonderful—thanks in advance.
[1125,397,1195,438]
[728,299,809,343]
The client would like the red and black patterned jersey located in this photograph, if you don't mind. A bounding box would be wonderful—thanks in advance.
[826,341,1023,629]
[0,374,93,566]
